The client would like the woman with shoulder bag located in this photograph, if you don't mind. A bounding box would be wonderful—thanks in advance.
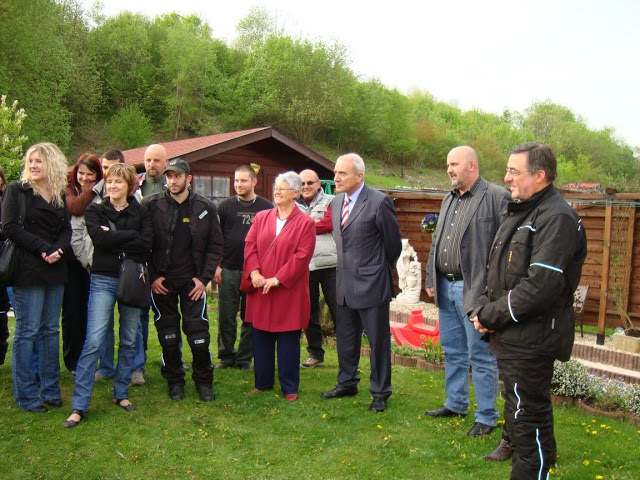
[243,171,316,402]
[64,164,152,428]
[1,143,71,412]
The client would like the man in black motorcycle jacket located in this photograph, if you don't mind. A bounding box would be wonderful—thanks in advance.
[469,142,587,480]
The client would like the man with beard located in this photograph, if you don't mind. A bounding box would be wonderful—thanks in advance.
[213,165,272,370]
[424,146,509,438]
[142,159,223,401]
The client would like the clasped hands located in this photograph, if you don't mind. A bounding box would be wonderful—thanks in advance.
[41,248,63,264]
[250,270,279,294]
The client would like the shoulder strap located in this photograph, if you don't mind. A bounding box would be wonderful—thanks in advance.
[259,212,302,263]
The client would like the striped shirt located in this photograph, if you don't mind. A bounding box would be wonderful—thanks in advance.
[436,178,481,277]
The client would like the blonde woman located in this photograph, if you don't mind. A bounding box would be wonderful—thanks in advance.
[1,143,72,412]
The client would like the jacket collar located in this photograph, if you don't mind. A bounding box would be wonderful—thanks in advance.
[507,184,555,213]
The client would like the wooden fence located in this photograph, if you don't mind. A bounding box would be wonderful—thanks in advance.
[381,188,640,333]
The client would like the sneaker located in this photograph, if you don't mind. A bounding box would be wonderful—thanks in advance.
[301,357,324,368]
[196,385,216,402]
[130,371,145,386]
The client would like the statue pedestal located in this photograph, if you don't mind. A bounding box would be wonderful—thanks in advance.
[390,300,437,324]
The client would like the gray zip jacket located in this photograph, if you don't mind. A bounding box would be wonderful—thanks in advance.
[296,189,337,271]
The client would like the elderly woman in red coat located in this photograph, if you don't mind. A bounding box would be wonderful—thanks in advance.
[243,171,316,402]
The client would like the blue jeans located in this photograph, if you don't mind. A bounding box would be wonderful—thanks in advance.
[132,308,149,373]
[96,317,115,378]
[71,275,140,412]
[11,284,64,410]
[437,275,499,425]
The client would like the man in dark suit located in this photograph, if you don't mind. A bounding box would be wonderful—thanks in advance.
[321,153,402,412]
[424,146,510,439]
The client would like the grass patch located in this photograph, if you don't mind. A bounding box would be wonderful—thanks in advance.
[1,315,639,479]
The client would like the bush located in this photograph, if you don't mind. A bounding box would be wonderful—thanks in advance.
[550,359,591,398]
[622,383,640,417]
[0,95,28,181]
[587,375,628,411]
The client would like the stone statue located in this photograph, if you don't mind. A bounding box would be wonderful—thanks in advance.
[395,239,421,304]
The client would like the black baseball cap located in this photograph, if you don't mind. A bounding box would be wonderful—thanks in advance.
[164,158,190,175]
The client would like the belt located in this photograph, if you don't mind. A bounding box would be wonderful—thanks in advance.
[440,272,463,282]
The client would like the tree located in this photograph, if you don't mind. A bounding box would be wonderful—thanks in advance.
[106,103,153,150]
[153,13,223,138]
[381,89,416,164]
[88,11,155,119]
[0,0,73,147]
[0,95,28,180]
[236,34,353,145]
[232,7,279,52]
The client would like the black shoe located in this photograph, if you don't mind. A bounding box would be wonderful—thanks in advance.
[44,399,63,408]
[321,386,358,399]
[214,362,234,370]
[467,422,495,437]
[62,409,85,429]
[425,405,466,418]
[196,385,216,402]
[25,404,48,413]
[113,398,137,412]
[237,363,252,371]
[369,396,387,412]
[168,384,185,401]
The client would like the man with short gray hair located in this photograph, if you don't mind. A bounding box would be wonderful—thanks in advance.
[321,153,402,413]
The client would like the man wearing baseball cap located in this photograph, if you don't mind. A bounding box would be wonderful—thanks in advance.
[142,158,223,401]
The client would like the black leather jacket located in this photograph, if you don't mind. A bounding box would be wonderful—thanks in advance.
[142,190,222,286]
[471,184,587,361]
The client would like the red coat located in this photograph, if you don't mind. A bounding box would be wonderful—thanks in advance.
[243,207,316,332]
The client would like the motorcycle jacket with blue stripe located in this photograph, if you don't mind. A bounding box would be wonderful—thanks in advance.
[470,184,587,361]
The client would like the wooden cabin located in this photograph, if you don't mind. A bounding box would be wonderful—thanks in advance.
[122,127,334,203]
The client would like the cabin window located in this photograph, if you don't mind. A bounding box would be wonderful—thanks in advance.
[194,175,230,204]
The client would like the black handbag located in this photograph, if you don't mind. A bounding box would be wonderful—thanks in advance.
[116,255,151,309]
[107,218,151,309]
[0,188,26,286]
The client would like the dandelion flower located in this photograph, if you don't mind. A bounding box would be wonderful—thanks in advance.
[583,460,590,466]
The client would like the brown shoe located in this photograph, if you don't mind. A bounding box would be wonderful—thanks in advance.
[483,439,513,461]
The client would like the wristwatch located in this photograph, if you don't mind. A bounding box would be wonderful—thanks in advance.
[273,278,280,287]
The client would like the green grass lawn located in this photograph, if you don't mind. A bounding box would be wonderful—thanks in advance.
[0,314,638,480]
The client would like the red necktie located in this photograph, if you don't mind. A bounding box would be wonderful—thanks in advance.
[341,196,350,230]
